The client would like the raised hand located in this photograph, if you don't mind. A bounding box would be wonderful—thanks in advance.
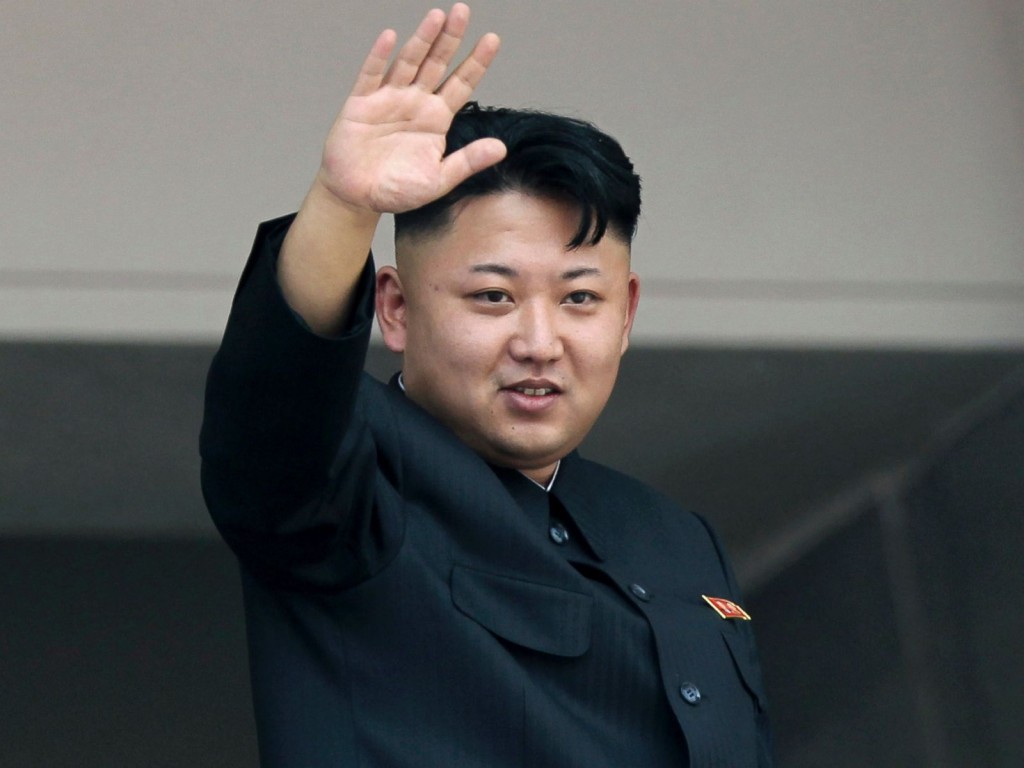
[279,4,504,332]
[317,3,506,214]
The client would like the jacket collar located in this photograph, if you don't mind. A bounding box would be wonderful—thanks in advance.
[549,451,609,561]
[389,371,612,561]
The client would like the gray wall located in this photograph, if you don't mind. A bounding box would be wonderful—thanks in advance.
[3,0,1023,345]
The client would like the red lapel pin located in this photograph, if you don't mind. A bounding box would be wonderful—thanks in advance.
[702,594,752,621]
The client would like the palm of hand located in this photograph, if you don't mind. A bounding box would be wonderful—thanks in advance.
[322,89,456,214]
[315,4,504,216]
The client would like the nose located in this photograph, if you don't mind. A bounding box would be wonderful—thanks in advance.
[508,301,564,363]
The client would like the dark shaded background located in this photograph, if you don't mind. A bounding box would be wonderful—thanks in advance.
[2,342,1021,767]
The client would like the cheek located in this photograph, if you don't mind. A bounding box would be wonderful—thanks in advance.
[573,319,628,365]
[569,329,626,401]
[421,316,505,374]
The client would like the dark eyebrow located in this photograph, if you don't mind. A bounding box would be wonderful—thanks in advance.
[469,263,518,277]
[561,267,602,280]
[467,264,601,280]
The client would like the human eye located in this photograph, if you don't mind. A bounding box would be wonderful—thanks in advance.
[563,290,599,306]
[473,289,513,304]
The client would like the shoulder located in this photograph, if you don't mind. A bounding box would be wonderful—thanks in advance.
[563,453,705,531]
[564,455,746,604]
[353,373,497,490]
[562,453,739,580]
[356,373,459,448]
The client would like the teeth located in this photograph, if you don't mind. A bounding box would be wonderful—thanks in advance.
[517,387,553,396]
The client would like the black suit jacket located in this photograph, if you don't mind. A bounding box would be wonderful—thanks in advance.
[201,216,773,767]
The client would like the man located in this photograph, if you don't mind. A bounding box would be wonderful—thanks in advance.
[201,4,772,766]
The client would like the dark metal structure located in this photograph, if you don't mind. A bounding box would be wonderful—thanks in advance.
[2,342,1021,767]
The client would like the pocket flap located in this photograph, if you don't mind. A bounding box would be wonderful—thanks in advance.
[721,628,769,711]
[451,565,592,657]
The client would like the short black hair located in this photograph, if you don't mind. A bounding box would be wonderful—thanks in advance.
[394,103,641,249]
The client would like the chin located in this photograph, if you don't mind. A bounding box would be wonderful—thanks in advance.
[482,433,573,470]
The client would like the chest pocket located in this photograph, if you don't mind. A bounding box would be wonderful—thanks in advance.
[451,565,593,657]
[721,626,770,713]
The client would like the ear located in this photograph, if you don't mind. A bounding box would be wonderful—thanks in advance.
[375,266,408,353]
[619,272,641,356]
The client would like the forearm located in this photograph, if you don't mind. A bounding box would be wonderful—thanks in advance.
[278,178,382,336]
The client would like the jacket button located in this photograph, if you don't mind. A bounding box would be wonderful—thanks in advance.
[629,583,651,601]
[549,522,569,545]
[679,683,702,705]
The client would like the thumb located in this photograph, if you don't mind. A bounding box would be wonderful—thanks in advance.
[436,138,507,196]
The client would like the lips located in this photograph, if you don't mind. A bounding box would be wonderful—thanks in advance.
[504,379,561,397]
[515,386,555,396]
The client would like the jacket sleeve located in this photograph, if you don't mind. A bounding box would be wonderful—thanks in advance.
[200,215,392,591]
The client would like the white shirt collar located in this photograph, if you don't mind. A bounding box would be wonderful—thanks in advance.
[526,459,561,492]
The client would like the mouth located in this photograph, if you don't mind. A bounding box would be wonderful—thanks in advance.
[500,380,563,411]
[503,378,562,396]
[513,386,557,396]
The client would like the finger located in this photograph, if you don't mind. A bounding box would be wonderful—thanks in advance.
[381,8,447,88]
[437,138,507,194]
[411,3,471,92]
[436,33,501,113]
[350,28,398,97]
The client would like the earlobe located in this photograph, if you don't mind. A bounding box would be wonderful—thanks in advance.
[620,272,641,355]
[375,266,408,353]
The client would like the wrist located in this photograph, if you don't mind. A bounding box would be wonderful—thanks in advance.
[305,176,382,234]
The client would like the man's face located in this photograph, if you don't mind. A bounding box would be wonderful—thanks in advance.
[377,191,640,483]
